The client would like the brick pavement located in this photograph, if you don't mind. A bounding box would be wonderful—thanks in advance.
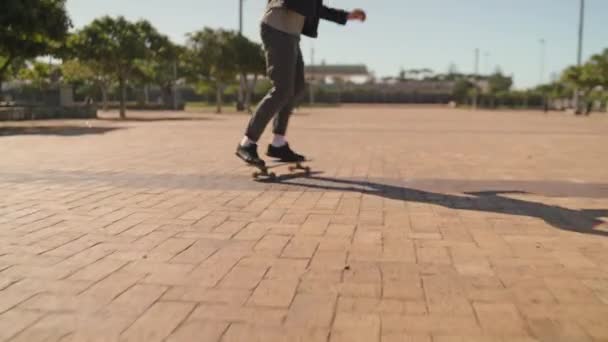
[0,106,607,341]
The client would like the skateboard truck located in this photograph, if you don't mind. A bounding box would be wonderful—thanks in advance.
[252,166,277,180]
[251,161,312,180]
[287,162,311,174]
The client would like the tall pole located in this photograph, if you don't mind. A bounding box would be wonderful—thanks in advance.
[473,48,479,110]
[483,52,490,75]
[172,59,178,110]
[539,39,547,112]
[574,0,585,113]
[309,46,315,105]
[236,0,245,111]
[239,0,244,34]
[539,39,546,84]
[577,0,585,66]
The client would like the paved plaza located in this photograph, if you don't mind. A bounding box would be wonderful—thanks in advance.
[0,105,607,341]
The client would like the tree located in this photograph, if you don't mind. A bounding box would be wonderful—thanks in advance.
[185,28,238,113]
[0,0,71,85]
[419,68,434,80]
[562,64,598,114]
[406,69,421,80]
[560,50,608,114]
[452,79,474,104]
[70,16,166,118]
[0,57,26,84]
[398,68,406,82]
[484,70,513,108]
[447,63,459,76]
[18,61,60,91]
[61,59,112,109]
[588,49,608,92]
[232,36,265,112]
[132,29,183,108]
[588,49,608,112]
[487,70,513,94]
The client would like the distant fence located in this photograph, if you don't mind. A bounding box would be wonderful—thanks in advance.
[0,105,97,121]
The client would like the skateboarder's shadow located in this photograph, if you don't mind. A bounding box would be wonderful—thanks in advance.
[281,175,608,237]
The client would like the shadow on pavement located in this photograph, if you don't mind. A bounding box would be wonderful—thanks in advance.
[0,126,124,137]
[99,117,219,123]
[280,175,608,237]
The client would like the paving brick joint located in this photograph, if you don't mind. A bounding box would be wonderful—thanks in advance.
[0,106,607,341]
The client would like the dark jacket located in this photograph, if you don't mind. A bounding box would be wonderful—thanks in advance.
[282,0,349,38]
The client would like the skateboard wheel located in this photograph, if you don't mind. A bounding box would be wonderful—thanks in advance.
[268,172,277,180]
[305,167,311,174]
[288,166,296,172]
[252,172,260,178]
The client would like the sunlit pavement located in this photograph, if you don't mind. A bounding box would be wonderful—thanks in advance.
[0,105,607,341]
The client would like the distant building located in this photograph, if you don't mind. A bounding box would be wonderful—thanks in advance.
[305,64,371,84]
[382,80,456,95]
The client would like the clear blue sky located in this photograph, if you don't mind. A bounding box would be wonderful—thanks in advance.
[66,0,608,89]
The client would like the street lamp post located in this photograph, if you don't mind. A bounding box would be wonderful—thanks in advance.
[483,52,490,75]
[239,0,244,34]
[539,39,546,85]
[539,39,548,112]
[472,48,480,110]
[577,0,585,66]
[309,46,315,105]
[237,0,245,111]
[574,0,585,113]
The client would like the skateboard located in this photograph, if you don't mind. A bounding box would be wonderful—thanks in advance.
[250,160,312,180]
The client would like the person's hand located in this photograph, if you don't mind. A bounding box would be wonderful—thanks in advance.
[348,9,367,22]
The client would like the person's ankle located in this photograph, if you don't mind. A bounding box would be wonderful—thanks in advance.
[240,136,256,147]
[271,134,287,147]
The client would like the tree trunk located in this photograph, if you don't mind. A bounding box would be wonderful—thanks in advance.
[245,74,258,113]
[216,82,223,114]
[119,77,127,118]
[100,85,109,111]
[136,87,145,107]
[161,85,172,108]
[0,55,13,80]
[144,84,149,105]
[236,73,245,111]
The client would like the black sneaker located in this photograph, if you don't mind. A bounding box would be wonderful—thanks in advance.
[236,143,265,167]
[267,143,306,162]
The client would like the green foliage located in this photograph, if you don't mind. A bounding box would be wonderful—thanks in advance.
[69,16,170,117]
[61,59,112,105]
[133,32,182,87]
[561,65,596,93]
[233,35,265,76]
[587,48,608,88]
[18,61,60,90]
[0,56,26,82]
[70,17,162,78]
[185,28,238,85]
[452,79,474,102]
[487,70,513,94]
[185,28,245,113]
[61,59,95,84]
[0,0,71,81]
[560,49,608,95]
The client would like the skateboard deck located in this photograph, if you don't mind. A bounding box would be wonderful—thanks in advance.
[249,160,312,180]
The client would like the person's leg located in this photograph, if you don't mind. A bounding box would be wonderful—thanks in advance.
[244,25,299,143]
[265,44,307,162]
[272,44,306,141]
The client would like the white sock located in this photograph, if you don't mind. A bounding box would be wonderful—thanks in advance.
[271,135,287,147]
[240,136,255,147]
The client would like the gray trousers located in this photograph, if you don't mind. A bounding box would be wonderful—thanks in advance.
[245,24,306,142]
